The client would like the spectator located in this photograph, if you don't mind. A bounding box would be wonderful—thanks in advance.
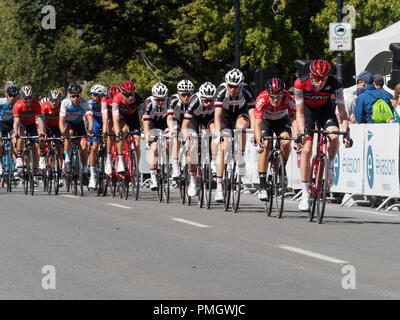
[373,74,393,98]
[391,83,400,109]
[354,72,393,123]
[353,71,373,96]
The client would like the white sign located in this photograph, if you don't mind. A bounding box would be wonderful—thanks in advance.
[363,124,400,197]
[330,124,365,194]
[329,23,352,51]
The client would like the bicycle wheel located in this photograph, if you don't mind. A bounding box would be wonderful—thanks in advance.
[162,163,170,203]
[265,162,273,216]
[197,164,204,208]
[203,164,212,209]
[54,154,60,195]
[157,166,163,203]
[179,152,186,205]
[7,148,12,193]
[118,173,128,200]
[315,156,328,224]
[29,149,35,195]
[308,156,319,222]
[77,150,84,197]
[223,164,231,212]
[231,161,242,213]
[97,150,105,196]
[71,151,78,196]
[130,151,140,201]
[46,152,53,195]
[274,153,285,219]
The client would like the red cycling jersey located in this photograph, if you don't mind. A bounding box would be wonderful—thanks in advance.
[255,90,295,120]
[41,100,60,127]
[294,74,344,108]
[112,92,144,117]
[13,99,42,126]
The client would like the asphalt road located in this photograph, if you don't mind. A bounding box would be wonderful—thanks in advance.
[0,183,400,300]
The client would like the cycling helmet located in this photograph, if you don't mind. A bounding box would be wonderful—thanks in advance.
[265,78,285,94]
[119,81,135,94]
[109,84,120,98]
[177,79,194,92]
[309,59,331,78]
[152,82,168,98]
[40,97,49,104]
[199,82,216,99]
[6,84,18,97]
[90,84,107,96]
[48,89,63,101]
[225,69,244,86]
[68,82,82,94]
[20,85,33,98]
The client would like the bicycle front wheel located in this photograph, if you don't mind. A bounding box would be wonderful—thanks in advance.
[231,161,242,213]
[274,153,285,219]
[223,164,231,212]
[162,163,170,203]
[130,151,140,201]
[203,164,212,209]
[315,156,328,224]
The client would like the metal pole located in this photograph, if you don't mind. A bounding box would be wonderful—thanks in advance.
[235,0,240,69]
[337,0,344,85]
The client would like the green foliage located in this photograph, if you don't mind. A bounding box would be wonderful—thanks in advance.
[0,0,398,97]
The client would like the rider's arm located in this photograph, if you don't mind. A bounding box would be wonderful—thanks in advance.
[294,88,305,136]
[101,98,109,134]
[12,103,20,135]
[112,95,121,135]
[254,118,263,146]
[214,107,222,136]
[181,118,190,141]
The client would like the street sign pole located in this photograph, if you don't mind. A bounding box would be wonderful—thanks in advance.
[337,0,344,85]
[235,0,240,69]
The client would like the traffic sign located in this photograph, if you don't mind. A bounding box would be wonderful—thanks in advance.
[329,23,352,51]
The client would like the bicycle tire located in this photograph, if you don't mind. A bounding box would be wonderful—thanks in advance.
[308,156,318,222]
[78,150,84,197]
[130,151,140,201]
[231,161,242,213]
[54,154,60,195]
[274,153,285,219]
[316,156,328,224]
[157,166,163,203]
[162,163,170,203]
[203,164,212,209]
[223,164,231,212]
[197,164,204,208]
[97,150,105,196]
[7,148,12,193]
[46,152,53,195]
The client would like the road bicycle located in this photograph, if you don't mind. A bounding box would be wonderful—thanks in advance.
[0,137,15,192]
[261,135,296,218]
[18,136,39,195]
[305,128,352,224]
[41,137,62,195]
[65,135,87,197]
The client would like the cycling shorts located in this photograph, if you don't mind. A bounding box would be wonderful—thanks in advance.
[304,100,339,132]
[0,121,13,137]
[65,120,87,138]
[220,106,249,131]
[119,111,141,136]
[261,116,292,138]
[189,115,214,134]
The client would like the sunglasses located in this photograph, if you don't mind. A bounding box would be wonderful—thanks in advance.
[203,99,214,103]
[227,84,240,89]
[50,98,61,103]
[70,94,80,98]
[357,80,364,84]
[23,97,32,101]
[8,94,18,98]
[311,75,329,82]
[269,94,283,100]
[154,98,165,102]
[180,92,192,97]
[123,93,134,98]
[91,93,99,97]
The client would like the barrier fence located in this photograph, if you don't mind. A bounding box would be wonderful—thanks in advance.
[138,124,400,211]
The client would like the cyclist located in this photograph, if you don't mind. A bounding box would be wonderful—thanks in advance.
[112,81,144,173]
[13,85,45,173]
[103,85,120,174]
[59,83,94,184]
[40,89,64,171]
[214,68,255,202]
[295,59,351,211]
[87,84,108,189]
[167,79,194,179]
[143,82,169,191]
[181,82,217,197]
[0,84,19,175]
[254,78,296,201]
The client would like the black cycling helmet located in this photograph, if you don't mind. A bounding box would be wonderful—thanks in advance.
[6,84,19,97]
[265,78,285,94]
[67,82,82,95]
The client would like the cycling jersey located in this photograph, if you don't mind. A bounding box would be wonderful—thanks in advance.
[41,100,60,127]
[255,90,296,121]
[0,98,15,123]
[13,99,43,126]
[185,93,215,120]
[214,83,255,111]
[143,96,169,132]
[60,97,92,125]
[167,94,190,124]
[184,93,214,133]
[88,99,103,123]
[294,74,344,108]
[112,92,144,117]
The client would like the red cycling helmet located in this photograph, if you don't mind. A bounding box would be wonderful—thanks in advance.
[119,81,135,94]
[265,78,285,94]
[109,84,120,98]
[309,59,331,79]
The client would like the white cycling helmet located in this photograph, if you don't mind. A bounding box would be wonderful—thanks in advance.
[90,84,107,96]
[177,79,194,92]
[20,85,34,98]
[225,68,244,86]
[199,82,216,99]
[152,82,168,98]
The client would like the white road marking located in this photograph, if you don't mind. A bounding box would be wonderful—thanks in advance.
[279,245,348,264]
[354,209,398,217]
[107,203,132,210]
[61,195,82,199]
[171,218,211,228]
